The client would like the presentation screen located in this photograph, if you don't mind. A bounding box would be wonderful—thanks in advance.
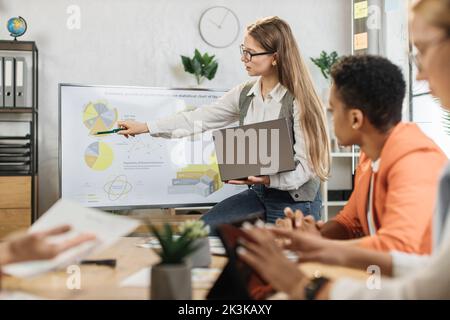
[59,84,246,209]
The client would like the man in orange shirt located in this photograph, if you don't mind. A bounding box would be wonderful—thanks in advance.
[280,55,447,254]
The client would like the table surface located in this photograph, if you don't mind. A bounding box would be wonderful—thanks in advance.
[1,237,368,300]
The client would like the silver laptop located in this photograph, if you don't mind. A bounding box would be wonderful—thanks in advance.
[212,118,296,181]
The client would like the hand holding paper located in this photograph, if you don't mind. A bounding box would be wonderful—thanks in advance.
[1,225,95,265]
[2,199,140,277]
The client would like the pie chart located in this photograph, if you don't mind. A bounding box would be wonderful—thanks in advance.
[84,142,114,171]
[82,101,118,135]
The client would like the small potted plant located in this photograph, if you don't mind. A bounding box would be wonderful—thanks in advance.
[310,50,340,83]
[181,49,218,86]
[179,220,211,268]
[150,223,199,300]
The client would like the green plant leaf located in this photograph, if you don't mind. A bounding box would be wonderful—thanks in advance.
[181,49,219,84]
[150,225,170,260]
[191,58,202,76]
[203,53,211,65]
[181,55,194,74]
[204,61,218,80]
[310,50,340,81]
[150,223,202,264]
[194,49,203,65]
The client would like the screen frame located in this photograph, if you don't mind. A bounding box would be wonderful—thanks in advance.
[58,83,236,210]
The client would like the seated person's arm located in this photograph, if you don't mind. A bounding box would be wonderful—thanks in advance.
[271,228,393,276]
[320,221,354,240]
[323,189,365,240]
[356,152,442,252]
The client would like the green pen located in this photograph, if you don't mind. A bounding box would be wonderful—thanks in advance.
[95,128,125,135]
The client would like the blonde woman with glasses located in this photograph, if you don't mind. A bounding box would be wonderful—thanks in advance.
[117,16,330,235]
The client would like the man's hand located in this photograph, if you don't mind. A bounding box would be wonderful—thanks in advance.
[275,207,324,237]
[117,120,149,138]
[226,176,270,186]
[3,225,96,265]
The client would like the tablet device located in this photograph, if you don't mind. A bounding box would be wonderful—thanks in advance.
[207,223,275,300]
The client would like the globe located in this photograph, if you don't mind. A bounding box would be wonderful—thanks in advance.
[7,16,27,39]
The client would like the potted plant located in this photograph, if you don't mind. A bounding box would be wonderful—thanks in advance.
[149,223,200,300]
[179,220,211,268]
[181,49,218,86]
[310,50,340,82]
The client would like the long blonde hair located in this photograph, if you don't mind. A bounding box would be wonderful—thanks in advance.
[247,16,330,181]
[413,0,450,33]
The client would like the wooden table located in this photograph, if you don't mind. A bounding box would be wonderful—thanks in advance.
[1,237,368,300]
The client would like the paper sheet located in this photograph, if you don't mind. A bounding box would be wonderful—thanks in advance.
[354,32,369,51]
[2,199,140,278]
[354,1,368,19]
[120,267,151,287]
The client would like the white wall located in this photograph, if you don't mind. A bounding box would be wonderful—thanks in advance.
[0,0,351,214]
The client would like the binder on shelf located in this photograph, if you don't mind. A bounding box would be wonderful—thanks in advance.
[3,57,14,107]
[0,57,4,107]
[15,57,26,107]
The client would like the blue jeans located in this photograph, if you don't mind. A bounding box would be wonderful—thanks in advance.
[201,185,322,236]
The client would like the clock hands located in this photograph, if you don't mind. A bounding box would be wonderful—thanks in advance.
[218,10,230,28]
[208,18,221,28]
[208,10,229,30]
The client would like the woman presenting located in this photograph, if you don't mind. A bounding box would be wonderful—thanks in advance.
[118,16,330,234]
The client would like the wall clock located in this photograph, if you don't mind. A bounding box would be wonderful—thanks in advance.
[198,6,240,48]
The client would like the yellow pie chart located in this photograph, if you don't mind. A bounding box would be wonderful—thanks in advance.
[84,141,114,171]
[83,101,118,135]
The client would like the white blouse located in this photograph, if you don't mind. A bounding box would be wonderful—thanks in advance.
[147,77,315,191]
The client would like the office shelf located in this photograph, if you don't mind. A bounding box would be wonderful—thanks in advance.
[0,40,39,224]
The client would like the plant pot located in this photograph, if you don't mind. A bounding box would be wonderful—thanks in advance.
[150,262,192,300]
[188,237,211,268]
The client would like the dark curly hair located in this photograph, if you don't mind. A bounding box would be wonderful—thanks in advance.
[331,55,406,132]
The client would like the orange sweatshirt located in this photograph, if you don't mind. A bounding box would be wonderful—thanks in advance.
[334,122,448,254]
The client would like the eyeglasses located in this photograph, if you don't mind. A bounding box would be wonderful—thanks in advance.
[410,36,448,72]
[240,44,275,62]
